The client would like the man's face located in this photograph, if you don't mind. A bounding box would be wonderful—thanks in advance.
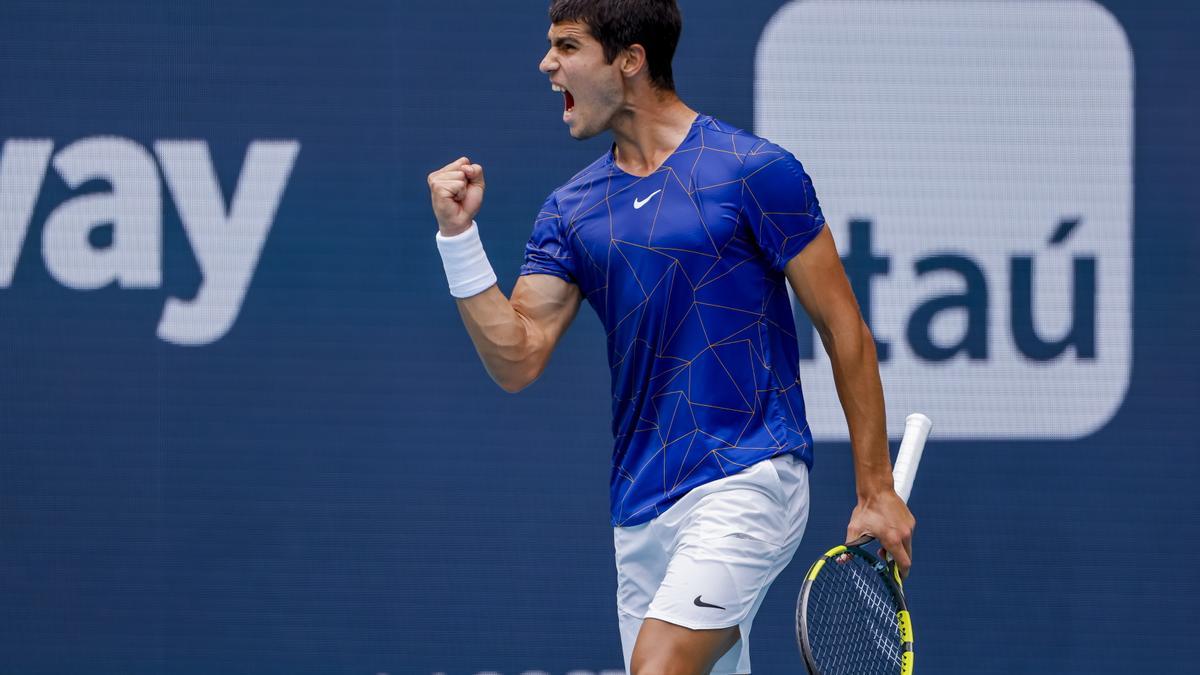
[539,21,625,139]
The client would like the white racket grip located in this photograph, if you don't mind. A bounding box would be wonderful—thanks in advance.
[892,413,932,503]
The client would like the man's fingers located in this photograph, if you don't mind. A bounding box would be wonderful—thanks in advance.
[845,531,874,547]
[432,177,467,200]
[431,170,467,190]
[464,163,485,186]
[431,170,465,183]
[880,534,912,579]
[428,158,472,183]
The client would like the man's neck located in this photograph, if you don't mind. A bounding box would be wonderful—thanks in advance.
[610,93,698,177]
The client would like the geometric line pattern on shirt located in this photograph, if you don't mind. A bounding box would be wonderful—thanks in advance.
[521,115,824,525]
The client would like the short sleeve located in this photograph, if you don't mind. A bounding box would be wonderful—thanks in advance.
[741,144,826,272]
[519,193,577,283]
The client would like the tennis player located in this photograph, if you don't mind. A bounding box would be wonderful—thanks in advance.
[427,1,914,672]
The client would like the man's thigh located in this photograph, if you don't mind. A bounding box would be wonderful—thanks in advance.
[629,618,740,675]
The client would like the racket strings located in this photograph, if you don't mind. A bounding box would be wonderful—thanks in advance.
[805,554,903,674]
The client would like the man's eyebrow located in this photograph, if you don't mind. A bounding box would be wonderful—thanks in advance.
[548,32,583,45]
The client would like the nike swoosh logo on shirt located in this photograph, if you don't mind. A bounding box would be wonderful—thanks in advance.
[693,595,726,610]
[633,189,662,210]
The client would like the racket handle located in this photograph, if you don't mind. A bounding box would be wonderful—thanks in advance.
[892,413,932,504]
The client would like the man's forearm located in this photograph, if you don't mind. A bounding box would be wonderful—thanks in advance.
[820,317,893,497]
[455,286,543,393]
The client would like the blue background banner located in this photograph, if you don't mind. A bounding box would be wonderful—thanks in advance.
[1,1,1197,673]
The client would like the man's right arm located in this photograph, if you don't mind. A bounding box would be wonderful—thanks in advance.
[454,275,581,392]
[428,157,582,392]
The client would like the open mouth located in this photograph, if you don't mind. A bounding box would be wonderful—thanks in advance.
[552,84,575,115]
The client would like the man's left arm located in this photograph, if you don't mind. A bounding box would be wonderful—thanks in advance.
[785,228,916,577]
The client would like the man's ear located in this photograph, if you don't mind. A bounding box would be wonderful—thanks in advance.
[620,44,648,79]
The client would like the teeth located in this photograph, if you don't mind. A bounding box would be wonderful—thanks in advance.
[552,84,564,93]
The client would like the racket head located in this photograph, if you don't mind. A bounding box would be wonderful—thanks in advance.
[796,540,913,675]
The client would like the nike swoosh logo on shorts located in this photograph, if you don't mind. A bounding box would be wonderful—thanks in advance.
[693,595,726,610]
[633,189,662,209]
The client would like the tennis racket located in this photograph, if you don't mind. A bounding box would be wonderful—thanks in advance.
[796,412,932,675]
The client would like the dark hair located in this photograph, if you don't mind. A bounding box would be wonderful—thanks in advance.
[549,0,682,92]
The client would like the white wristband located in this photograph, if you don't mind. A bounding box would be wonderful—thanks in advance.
[435,221,498,298]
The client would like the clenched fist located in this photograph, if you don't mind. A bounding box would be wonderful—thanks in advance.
[428,157,486,236]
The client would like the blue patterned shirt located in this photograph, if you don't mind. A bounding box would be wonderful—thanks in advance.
[521,115,826,526]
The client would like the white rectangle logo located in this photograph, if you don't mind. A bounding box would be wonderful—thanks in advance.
[756,0,1133,439]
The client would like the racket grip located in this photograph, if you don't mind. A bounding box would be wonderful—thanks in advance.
[892,413,932,503]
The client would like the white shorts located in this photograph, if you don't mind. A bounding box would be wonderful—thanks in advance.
[613,454,810,674]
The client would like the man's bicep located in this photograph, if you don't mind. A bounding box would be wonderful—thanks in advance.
[511,273,583,347]
[784,226,862,337]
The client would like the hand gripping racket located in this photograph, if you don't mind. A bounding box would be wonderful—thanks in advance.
[796,413,932,675]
